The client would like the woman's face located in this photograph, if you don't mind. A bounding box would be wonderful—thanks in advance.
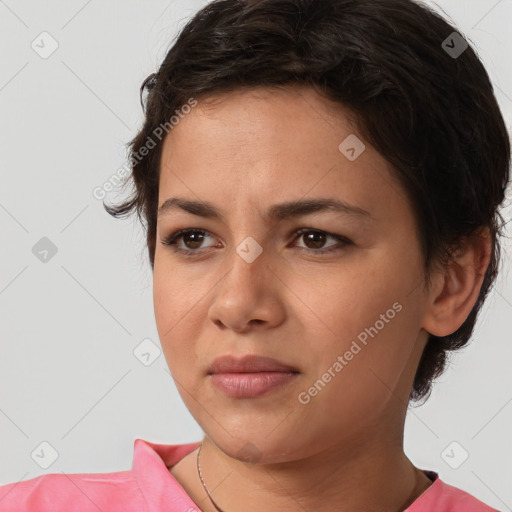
[153,85,431,463]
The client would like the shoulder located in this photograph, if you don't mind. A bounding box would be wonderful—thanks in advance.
[436,479,500,511]
[0,438,202,512]
[0,470,144,512]
[408,471,500,512]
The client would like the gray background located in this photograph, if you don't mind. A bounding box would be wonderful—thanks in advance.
[0,0,511,510]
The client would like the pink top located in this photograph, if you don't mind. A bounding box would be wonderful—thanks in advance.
[0,438,499,511]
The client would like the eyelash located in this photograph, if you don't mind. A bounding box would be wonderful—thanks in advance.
[160,228,352,256]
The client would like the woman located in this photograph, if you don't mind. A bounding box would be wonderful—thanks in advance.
[0,0,509,510]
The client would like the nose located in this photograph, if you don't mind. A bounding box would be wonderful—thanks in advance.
[207,243,286,333]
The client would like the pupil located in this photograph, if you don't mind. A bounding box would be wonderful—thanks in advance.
[185,232,203,249]
[305,232,325,249]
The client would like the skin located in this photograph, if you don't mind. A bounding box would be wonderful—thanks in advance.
[152,85,491,512]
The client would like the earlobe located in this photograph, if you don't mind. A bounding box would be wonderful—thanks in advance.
[421,228,492,337]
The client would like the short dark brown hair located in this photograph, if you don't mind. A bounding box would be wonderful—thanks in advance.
[105,0,511,405]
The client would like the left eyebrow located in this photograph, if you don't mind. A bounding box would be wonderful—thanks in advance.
[157,196,373,222]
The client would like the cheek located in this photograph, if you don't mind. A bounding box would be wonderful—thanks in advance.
[152,261,199,331]
[153,270,175,334]
[301,263,420,382]
[153,269,186,353]
[152,268,208,373]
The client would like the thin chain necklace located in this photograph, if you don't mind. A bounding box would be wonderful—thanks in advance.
[196,443,226,512]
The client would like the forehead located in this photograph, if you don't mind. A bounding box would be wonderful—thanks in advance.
[161,85,358,163]
[157,85,408,223]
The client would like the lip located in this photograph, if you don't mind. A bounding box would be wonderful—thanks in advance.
[208,355,300,399]
[208,354,299,374]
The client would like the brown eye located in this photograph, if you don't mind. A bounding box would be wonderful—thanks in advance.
[161,229,217,253]
[294,229,350,254]
[181,231,206,250]
[301,231,328,249]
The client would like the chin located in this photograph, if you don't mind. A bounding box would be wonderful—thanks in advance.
[205,430,308,466]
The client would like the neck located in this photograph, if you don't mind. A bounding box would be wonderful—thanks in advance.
[196,429,431,512]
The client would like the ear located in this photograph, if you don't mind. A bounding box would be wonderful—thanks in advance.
[421,227,493,337]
